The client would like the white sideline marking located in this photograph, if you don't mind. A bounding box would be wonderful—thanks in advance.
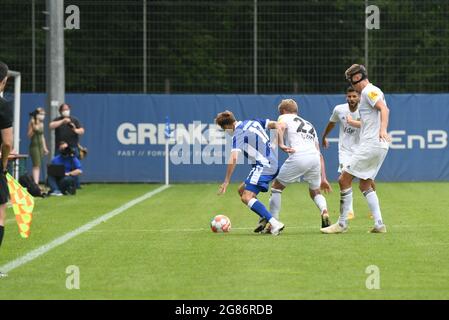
[0,185,170,274]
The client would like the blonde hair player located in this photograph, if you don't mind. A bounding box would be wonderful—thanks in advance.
[256,99,332,234]
[321,64,391,234]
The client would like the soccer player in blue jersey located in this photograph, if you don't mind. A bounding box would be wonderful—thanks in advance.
[215,110,285,236]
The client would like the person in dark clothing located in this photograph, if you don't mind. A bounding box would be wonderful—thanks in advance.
[49,103,85,189]
[0,61,14,278]
[49,103,85,157]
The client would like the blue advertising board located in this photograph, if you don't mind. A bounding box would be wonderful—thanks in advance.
[18,93,449,182]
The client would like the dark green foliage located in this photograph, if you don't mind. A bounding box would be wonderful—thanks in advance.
[0,0,447,93]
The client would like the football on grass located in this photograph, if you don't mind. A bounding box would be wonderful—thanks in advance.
[210,215,231,233]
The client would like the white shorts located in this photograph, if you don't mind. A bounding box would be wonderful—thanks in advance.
[343,144,388,180]
[276,153,321,190]
[338,150,353,173]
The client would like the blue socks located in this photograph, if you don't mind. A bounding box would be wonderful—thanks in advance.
[247,198,273,221]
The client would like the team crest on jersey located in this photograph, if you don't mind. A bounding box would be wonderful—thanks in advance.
[368,91,378,101]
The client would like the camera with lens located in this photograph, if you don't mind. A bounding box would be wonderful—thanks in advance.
[61,146,75,157]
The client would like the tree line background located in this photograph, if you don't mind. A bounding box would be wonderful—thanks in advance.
[1,0,448,94]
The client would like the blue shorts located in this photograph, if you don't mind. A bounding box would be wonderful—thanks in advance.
[244,166,279,195]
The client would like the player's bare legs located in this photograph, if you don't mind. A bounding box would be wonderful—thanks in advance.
[240,189,256,205]
[237,182,245,197]
[359,179,386,232]
[0,206,5,227]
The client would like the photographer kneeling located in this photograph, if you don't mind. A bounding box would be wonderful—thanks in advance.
[48,141,82,196]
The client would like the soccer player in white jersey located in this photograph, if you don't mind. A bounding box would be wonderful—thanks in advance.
[256,99,332,233]
[216,110,285,236]
[321,64,390,234]
[321,86,361,219]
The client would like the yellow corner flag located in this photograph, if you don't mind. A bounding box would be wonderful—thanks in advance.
[6,173,34,238]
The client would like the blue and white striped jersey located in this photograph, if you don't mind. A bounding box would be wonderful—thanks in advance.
[231,119,278,175]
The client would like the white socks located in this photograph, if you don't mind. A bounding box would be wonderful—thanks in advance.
[269,217,281,227]
[363,188,384,227]
[313,194,327,215]
[338,188,353,227]
[269,188,282,220]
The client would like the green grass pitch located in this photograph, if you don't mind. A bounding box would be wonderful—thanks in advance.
[0,182,448,299]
